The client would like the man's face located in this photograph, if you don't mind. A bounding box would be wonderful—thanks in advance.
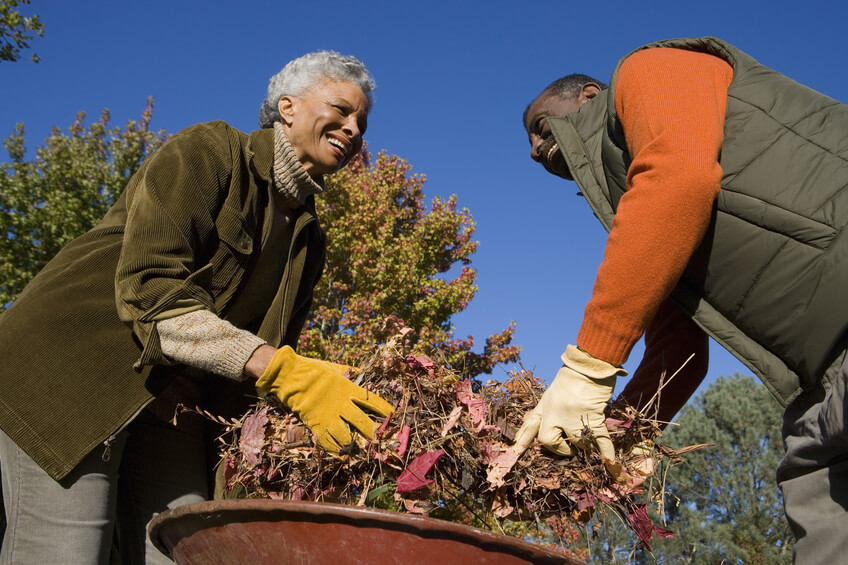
[524,90,582,180]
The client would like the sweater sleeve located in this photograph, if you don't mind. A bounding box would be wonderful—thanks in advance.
[576,48,733,365]
[617,298,709,425]
[157,310,267,380]
[114,122,237,368]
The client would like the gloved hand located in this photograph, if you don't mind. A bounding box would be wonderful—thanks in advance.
[256,346,394,453]
[514,345,627,460]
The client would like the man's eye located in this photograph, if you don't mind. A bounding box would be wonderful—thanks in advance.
[534,119,546,135]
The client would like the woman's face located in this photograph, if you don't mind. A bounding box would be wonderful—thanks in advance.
[278,79,369,178]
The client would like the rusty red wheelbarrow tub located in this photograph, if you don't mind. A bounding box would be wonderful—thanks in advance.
[149,500,585,564]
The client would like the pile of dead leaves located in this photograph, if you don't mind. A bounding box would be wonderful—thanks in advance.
[209,329,702,549]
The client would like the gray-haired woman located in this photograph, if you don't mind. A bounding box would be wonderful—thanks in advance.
[0,50,392,565]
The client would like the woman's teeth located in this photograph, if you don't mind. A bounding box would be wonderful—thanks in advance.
[328,138,346,155]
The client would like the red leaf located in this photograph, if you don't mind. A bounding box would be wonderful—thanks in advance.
[605,417,632,429]
[396,425,411,457]
[374,412,393,439]
[396,449,445,493]
[627,503,674,549]
[222,457,236,492]
[456,379,488,432]
[573,489,595,512]
[405,354,435,378]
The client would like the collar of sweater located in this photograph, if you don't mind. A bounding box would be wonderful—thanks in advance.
[273,122,326,208]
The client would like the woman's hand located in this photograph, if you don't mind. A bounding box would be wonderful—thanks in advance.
[253,346,394,453]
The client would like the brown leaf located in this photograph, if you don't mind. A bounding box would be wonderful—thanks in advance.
[485,445,521,488]
[238,407,270,466]
[440,406,463,437]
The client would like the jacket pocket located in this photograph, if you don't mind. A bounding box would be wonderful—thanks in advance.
[209,204,254,292]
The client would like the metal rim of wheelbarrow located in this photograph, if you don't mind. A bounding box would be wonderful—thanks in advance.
[148,499,583,564]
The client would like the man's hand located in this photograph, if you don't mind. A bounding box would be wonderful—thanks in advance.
[513,345,627,460]
[255,346,393,454]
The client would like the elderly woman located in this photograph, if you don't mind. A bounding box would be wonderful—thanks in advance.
[0,51,392,564]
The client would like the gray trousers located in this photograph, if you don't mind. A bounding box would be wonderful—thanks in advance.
[0,411,209,565]
[778,347,848,564]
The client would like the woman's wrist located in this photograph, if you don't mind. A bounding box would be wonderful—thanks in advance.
[244,344,278,380]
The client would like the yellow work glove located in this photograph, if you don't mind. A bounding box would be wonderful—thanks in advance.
[514,345,627,460]
[256,346,394,454]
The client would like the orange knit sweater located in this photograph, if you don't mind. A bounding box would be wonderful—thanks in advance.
[576,48,733,375]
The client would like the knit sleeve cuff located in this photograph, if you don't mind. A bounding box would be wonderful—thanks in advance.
[157,310,267,381]
[576,319,639,367]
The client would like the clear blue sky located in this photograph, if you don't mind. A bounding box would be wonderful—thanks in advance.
[2,0,846,397]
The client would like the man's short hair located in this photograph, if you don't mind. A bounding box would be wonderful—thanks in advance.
[544,74,608,100]
[523,74,609,126]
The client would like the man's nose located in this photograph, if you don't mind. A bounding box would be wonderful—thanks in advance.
[529,134,543,162]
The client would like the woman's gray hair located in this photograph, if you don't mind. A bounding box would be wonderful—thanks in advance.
[258,50,376,128]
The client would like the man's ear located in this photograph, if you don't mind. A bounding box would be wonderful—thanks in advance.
[579,83,602,105]
[277,96,295,125]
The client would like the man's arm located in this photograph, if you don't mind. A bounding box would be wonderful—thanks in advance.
[577,47,733,368]
[617,298,709,425]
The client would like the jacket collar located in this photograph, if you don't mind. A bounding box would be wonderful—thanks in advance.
[247,127,275,184]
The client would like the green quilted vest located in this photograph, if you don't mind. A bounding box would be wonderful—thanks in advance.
[547,37,848,405]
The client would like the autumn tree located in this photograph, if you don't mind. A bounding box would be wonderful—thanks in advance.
[299,149,520,377]
[0,0,43,62]
[1,106,519,377]
[0,98,167,309]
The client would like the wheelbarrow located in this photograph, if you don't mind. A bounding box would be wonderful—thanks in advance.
[148,500,585,564]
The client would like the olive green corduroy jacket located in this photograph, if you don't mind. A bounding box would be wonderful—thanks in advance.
[0,121,326,480]
[547,37,848,406]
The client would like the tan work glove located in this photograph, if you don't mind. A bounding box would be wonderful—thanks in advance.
[256,346,394,453]
[514,345,627,460]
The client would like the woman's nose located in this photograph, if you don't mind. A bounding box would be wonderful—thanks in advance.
[343,117,361,140]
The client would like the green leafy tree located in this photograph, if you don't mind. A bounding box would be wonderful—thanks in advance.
[0,0,43,62]
[0,98,167,309]
[300,148,520,377]
[647,374,793,564]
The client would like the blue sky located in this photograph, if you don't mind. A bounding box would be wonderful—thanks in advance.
[2,0,846,398]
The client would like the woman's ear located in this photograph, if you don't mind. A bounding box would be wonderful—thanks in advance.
[277,96,295,125]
